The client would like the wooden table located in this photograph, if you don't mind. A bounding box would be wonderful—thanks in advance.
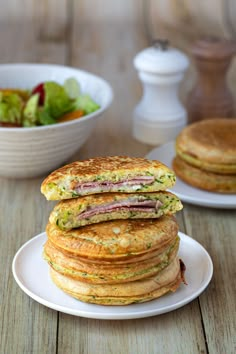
[0,6,235,354]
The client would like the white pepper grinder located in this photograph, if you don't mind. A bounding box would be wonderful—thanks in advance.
[133,40,189,145]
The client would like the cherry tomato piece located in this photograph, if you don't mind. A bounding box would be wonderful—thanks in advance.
[32,83,45,105]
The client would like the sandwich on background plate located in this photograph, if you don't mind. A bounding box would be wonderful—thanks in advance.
[173,118,236,193]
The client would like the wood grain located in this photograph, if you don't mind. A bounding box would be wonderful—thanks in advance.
[0,1,68,353]
[0,178,58,354]
[148,0,236,39]
[183,205,236,354]
[58,307,207,354]
[0,1,235,354]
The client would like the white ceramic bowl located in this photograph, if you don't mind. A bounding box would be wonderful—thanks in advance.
[0,63,113,178]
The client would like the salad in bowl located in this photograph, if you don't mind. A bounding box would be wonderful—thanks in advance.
[0,78,100,127]
[0,63,113,178]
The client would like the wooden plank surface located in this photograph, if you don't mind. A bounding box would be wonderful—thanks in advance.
[183,206,236,354]
[0,2,68,353]
[0,1,235,354]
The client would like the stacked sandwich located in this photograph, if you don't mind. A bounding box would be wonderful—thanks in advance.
[173,119,236,193]
[41,156,185,305]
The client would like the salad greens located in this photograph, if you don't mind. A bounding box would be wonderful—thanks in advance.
[43,82,74,119]
[23,93,39,127]
[64,77,81,99]
[0,91,23,125]
[0,78,100,127]
[72,94,101,115]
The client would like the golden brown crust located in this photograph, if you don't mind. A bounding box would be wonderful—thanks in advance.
[43,156,170,184]
[41,156,176,200]
[49,256,183,305]
[44,236,179,284]
[173,156,236,193]
[176,148,236,174]
[176,119,236,165]
[46,215,179,260]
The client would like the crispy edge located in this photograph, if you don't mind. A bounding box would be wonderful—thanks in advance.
[173,156,236,193]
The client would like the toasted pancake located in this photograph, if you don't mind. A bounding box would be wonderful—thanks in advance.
[49,256,184,305]
[44,236,179,284]
[173,156,236,193]
[49,191,182,230]
[176,119,236,170]
[46,215,179,261]
[176,149,236,174]
[41,156,176,200]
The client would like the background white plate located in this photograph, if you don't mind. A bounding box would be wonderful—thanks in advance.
[12,232,213,320]
[146,141,236,209]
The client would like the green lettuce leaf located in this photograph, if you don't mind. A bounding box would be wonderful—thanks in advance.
[44,82,74,119]
[37,109,57,125]
[64,77,81,99]
[0,92,23,125]
[72,94,100,114]
[22,93,39,127]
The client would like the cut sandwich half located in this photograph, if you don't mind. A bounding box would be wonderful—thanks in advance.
[49,191,183,230]
[41,156,176,200]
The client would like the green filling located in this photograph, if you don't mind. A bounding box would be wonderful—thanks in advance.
[71,191,80,197]
[55,194,181,230]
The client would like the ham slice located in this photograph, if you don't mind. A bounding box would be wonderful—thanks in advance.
[78,198,162,219]
[75,176,155,194]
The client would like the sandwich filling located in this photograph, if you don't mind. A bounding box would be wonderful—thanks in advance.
[50,192,182,230]
[74,176,155,194]
[77,197,162,220]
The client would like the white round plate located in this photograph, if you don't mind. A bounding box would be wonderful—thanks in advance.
[12,232,213,320]
[146,141,236,209]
